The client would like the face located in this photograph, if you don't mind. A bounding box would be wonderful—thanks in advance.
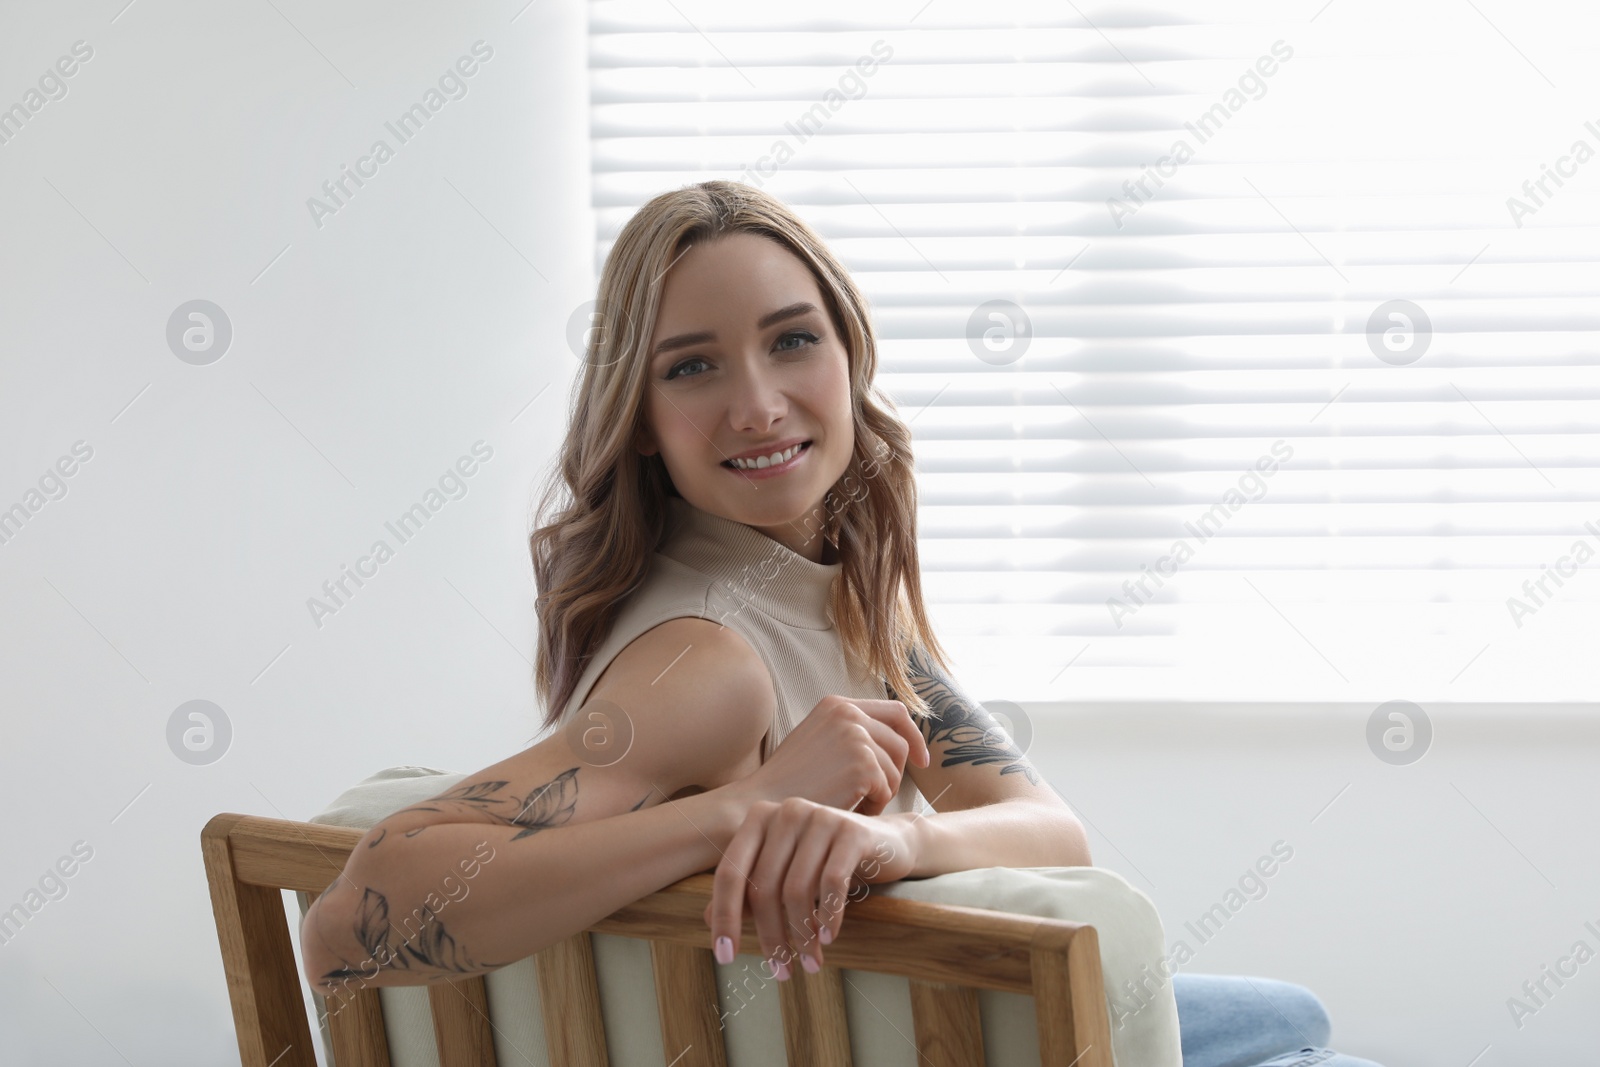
[636,232,854,563]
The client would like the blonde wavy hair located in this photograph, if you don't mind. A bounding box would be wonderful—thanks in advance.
[528,179,953,734]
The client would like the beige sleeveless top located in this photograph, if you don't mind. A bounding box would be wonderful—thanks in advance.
[559,495,924,816]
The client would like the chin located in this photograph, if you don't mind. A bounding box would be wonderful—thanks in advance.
[727,486,833,526]
[727,497,817,527]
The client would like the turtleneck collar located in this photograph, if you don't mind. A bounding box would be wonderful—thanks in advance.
[659,495,840,631]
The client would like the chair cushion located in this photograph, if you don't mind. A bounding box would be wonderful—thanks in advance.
[296,766,1182,1067]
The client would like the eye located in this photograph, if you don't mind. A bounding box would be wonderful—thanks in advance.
[663,331,819,381]
[663,356,708,381]
[777,329,820,352]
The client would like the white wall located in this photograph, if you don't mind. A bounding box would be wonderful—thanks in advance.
[0,1,592,1063]
[1027,702,1600,1066]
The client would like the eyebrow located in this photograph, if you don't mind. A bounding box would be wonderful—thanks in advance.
[650,302,821,361]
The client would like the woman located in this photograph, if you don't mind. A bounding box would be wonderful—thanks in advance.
[301,180,1380,1067]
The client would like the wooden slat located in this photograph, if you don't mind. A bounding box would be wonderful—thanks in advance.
[1031,924,1114,1067]
[534,932,610,1067]
[428,976,499,1067]
[594,874,1052,994]
[305,885,393,1067]
[649,942,729,1067]
[908,980,986,1067]
[777,961,852,1067]
[200,814,320,1067]
[325,986,393,1067]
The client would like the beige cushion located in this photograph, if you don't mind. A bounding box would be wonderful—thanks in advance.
[297,766,1182,1067]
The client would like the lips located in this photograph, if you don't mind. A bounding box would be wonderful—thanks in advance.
[722,440,812,470]
[726,441,812,470]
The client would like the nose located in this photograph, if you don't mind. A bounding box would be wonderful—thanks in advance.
[727,354,788,434]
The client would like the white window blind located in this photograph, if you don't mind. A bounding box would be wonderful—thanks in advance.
[587,0,1600,704]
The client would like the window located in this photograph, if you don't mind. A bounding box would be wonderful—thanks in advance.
[588,0,1600,703]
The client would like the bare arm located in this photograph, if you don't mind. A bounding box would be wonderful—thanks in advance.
[893,644,1092,875]
[303,787,746,1000]
[300,617,773,1005]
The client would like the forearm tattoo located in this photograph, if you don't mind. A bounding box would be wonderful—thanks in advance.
[894,645,1040,786]
[317,765,656,995]
[317,885,510,989]
[388,767,581,840]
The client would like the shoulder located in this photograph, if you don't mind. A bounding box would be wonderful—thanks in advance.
[594,615,772,708]
[585,615,776,786]
[559,553,726,712]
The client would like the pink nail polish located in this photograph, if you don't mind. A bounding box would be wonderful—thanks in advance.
[801,953,820,974]
[820,926,833,945]
[774,958,791,981]
[714,936,733,964]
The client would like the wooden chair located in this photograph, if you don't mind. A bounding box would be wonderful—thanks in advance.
[202,811,1115,1067]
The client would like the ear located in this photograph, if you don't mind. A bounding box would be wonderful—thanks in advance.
[634,423,658,457]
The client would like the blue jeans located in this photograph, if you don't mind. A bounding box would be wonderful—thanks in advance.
[1173,974,1385,1067]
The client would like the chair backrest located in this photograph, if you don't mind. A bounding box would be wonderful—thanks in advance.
[202,811,1114,1067]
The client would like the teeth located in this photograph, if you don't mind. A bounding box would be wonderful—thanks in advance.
[730,443,802,470]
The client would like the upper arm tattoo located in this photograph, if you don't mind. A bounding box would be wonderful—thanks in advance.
[894,645,1040,786]
[387,767,582,840]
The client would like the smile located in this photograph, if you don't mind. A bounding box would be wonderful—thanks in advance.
[723,440,811,476]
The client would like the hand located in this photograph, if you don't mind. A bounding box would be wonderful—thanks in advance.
[704,797,916,978]
[727,695,930,817]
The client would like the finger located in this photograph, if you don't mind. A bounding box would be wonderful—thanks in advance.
[858,743,897,816]
[709,807,768,966]
[856,713,911,778]
[854,698,930,770]
[910,710,931,768]
[817,836,866,951]
[880,698,931,769]
[783,820,842,971]
[748,803,808,980]
[847,722,895,817]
